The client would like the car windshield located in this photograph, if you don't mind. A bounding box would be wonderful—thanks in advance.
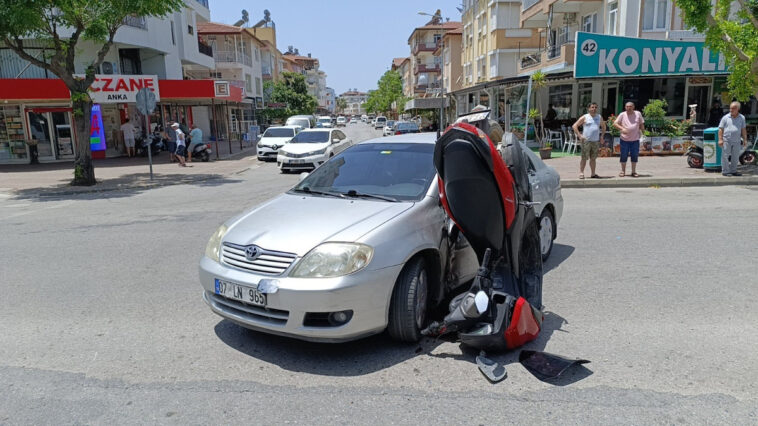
[387,121,396,127]
[291,143,435,202]
[318,118,331,124]
[397,122,419,131]
[263,128,295,138]
[290,131,330,143]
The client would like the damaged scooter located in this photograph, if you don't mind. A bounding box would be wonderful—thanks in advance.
[424,110,588,383]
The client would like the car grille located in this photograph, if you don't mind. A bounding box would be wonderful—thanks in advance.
[209,293,289,325]
[221,243,297,275]
[283,152,317,159]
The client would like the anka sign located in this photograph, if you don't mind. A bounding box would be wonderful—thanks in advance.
[574,32,728,78]
[80,75,161,103]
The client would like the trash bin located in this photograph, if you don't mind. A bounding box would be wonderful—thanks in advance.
[702,127,721,171]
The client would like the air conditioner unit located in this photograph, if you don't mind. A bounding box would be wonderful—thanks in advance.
[101,62,116,74]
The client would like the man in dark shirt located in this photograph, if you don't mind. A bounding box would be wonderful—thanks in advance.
[707,102,723,127]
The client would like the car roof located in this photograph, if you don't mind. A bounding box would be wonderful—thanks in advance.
[359,132,436,145]
[300,128,334,133]
[265,125,299,130]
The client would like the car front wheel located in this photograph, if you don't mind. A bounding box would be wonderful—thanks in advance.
[388,257,428,342]
[538,209,555,261]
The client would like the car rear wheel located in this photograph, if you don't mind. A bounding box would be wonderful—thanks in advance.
[388,257,428,342]
[538,209,554,261]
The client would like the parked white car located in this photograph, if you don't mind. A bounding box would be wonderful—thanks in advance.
[382,120,396,136]
[257,126,300,161]
[374,116,387,129]
[286,115,313,129]
[336,116,347,127]
[277,129,353,172]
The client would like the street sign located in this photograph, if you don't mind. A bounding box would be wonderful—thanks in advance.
[135,88,157,115]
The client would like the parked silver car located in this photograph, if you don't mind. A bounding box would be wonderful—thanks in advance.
[200,133,479,343]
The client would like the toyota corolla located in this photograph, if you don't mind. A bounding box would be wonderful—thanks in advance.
[199,134,479,342]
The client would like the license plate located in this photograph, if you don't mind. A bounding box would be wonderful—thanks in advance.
[288,159,305,164]
[214,278,266,307]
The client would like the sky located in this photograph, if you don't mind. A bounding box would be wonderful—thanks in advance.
[209,0,462,95]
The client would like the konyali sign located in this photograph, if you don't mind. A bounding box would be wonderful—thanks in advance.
[574,32,729,78]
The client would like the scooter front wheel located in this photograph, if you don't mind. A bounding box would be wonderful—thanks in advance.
[740,151,756,165]
[687,153,704,169]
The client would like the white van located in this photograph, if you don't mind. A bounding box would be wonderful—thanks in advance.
[285,115,314,130]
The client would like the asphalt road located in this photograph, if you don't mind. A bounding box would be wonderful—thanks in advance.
[1,123,757,424]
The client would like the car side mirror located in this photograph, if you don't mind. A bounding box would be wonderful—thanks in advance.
[332,138,340,143]
[299,172,309,181]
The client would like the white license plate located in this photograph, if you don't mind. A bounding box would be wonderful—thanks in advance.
[288,159,305,164]
[214,278,266,307]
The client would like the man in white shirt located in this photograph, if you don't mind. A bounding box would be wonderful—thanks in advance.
[171,123,187,167]
[120,119,136,158]
[572,102,606,179]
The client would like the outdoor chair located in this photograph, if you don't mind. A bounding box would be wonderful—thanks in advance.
[562,129,579,154]
[547,129,563,150]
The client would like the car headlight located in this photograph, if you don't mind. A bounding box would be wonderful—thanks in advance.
[205,224,228,262]
[290,243,374,278]
[307,148,327,156]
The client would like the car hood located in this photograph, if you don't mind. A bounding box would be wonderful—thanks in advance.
[258,137,292,147]
[223,193,414,255]
[280,142,329,154]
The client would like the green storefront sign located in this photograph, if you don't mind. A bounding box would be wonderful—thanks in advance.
[574,32,728,78]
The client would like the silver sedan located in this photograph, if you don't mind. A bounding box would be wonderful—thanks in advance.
[199,134,479,343]
[523,145,564,260]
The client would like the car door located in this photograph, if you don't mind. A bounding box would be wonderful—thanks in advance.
[525,152,547,217]
[333,130,351,153]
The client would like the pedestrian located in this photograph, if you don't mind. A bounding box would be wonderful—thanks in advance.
[572,102,606,179]
[120,118,136,158]
[187,124,203,163]
[718,101,747,176]
[707,101,723,127]
[171,123,187,167]
[544,104,557,123]
[613,102,645,177]
[165,122,177,163]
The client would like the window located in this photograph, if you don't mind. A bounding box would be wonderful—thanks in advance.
[490,10,497,30]
[607,2,618,35]
[245,74,252,93]
[255,47,260,61]
[255,77,262,96]
[170,21,176,45]
[548,85,573,119]
[582,13,598,33]
[489,54,497,78]
[578,83,593,111]
[188,25,194,35]
[643,0,669,30]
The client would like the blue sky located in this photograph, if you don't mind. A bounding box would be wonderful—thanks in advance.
[209,0,462,95]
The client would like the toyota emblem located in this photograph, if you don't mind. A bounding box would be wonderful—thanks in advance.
[245,245,261,260]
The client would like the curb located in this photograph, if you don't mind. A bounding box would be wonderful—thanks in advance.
[561,176,758,188]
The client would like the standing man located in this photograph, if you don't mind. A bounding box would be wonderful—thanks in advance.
[165,121,177,163]
[613,102,645,177]
[572,102,606,179]
[120,118,136,158]
[188,124,203,163]
[718,101,747,176]
[171,123,187,167]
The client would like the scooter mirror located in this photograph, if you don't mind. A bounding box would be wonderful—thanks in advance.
[298,172,309,182]
[474,291,489,314]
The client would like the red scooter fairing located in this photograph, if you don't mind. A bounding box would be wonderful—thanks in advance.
[426,122,543,351]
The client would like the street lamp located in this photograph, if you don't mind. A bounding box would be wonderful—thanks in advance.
[418,10,446,137]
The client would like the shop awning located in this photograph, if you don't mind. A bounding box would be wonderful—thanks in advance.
[0,78,243,103]
[404,97,449,111]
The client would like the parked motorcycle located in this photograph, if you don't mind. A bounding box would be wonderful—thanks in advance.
[184,142,212,162]
[135,134,164,157]
[685,142,704,168]
[739,136,757,165]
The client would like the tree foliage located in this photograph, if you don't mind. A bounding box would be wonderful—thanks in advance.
[0,0,183,184]
[268,71,317,116]
[364,70,404,115]
[675,0,758,100]
[336,97,347,113]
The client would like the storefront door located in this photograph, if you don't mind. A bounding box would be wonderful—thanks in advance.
[603,83,618,118]
[26,109,75,161]
[686,85,710,124]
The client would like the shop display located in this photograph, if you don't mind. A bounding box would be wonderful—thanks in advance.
[0,106,27,160]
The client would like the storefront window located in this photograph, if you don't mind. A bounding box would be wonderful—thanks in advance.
[548,84,573,120]
[506,85,528,126]
[578,83,593,112]
[622,78,686,117]
[0,106,27,160]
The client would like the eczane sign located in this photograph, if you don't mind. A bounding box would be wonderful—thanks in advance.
[574,32,728,78]
[77,75,161,103]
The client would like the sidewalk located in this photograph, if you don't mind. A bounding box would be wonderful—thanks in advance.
[544,155,758,188]
[0,141,259,197]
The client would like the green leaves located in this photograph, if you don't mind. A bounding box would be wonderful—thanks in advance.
[269,72,318,116]
[676,0,758,100]
[364,70,404,114]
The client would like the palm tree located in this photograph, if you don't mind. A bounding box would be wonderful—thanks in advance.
[530,71,547,147]
[336,97,348,114]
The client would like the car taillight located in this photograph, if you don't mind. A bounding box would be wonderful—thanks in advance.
[395,131,401,135]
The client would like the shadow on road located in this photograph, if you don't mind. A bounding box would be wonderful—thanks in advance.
[10,173,243,202]
[214,320,445,376]
[543,243,575,274]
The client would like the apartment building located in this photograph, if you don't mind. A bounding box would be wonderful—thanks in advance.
[325,87,336,114]
[436,28,463,95]
[339,90,368,116]
[282,50,329,111]
[407,20,462,98]
[0,0,248,163]
[391,57,412,98]
[249,20,284,83]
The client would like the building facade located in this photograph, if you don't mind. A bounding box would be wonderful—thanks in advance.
[325,87,336,114]
[407,21,462,98]
[339,90,368,116]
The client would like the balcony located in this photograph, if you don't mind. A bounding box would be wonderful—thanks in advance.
[194,0,209,8]
[521,0,602,28]
[122,15,147,30]
[412,41,439,55]
[520,53,541,69]
[214,50,252,67]
[413,63,441,74]
[198,39,213,57]
[414,85,427,94]
[518,42,574,74]
[262,65,273,79]
[669,29,704,41]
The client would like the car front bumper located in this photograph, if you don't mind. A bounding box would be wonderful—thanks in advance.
[199,256,402,342]
[257,146,279,158]
[277,153,327,170]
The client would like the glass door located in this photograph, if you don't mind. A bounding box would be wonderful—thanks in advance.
[686,85,710,124]
[51,111,74,159]
[27,111,55,160]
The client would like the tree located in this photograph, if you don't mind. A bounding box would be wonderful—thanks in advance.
[529,70,547,147]
[675,0,758,100]
[0,0,183,185]
[336,97,347,114]
[364,70,404,115]
[268,71,317,117]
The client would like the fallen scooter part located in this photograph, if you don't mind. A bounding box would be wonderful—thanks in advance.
[518,350,590,381]
[476,351,507,383]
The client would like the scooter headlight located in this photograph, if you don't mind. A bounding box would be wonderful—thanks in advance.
[290,243,373,278]
[205,224,229,262]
